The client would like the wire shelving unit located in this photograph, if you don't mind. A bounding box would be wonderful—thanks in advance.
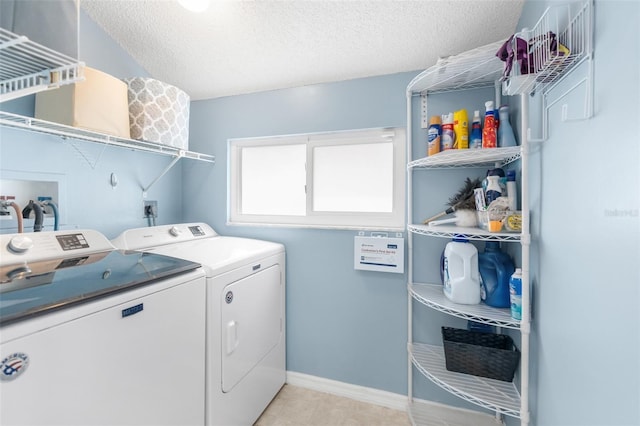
[405,2,592,425]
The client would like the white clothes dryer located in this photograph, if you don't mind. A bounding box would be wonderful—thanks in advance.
[112,223,285,426]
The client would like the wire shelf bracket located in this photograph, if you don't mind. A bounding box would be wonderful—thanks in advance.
[0,111,215,196]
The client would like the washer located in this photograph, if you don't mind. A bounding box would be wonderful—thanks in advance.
[112,223,286,426]
[0,229,206,426]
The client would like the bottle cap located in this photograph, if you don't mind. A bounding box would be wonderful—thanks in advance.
[507,170,516,181]
[485,101,494,112]
[487,167,505,177]
[429,115,442,125]
[443,113,454,124]
[473,110,480,121]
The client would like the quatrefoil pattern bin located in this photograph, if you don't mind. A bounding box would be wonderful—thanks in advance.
[124,77,190,150]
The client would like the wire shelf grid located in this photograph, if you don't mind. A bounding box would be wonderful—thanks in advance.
[0,111,215,163]
[408,399,503,426]
[0,28,84,102]
[408,147,521,170]
[502,1,591,96]
[411,343,521,418]
[408,41,505,95]
[408,224,522,242]
[410,283,520,330]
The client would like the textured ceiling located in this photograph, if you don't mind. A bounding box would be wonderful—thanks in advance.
[80,0,524,101]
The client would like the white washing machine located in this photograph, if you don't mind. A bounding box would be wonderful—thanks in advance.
[112,223,286,426]
[0,229,206,426]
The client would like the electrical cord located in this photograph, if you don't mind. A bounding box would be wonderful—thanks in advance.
[144,204,157,227]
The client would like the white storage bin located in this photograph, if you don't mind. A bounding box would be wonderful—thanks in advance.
[124,77,190,150]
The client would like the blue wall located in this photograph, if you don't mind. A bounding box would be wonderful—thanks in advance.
[183,74,416,395]
[513,1,640,425]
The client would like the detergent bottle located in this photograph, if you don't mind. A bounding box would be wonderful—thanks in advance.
[470,110,482,149]
[498,105,518,147]
[510,268,523,320]
[479,242,515,308]
[441,113,455,150]
[453,109,469,149]
[482,101,497,148]
[443,238,480,305]
[427,115,442,156]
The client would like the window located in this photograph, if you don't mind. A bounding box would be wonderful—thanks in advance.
[229,127,405,230]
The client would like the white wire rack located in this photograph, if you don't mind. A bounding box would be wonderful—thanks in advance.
[0,111,215,195]
[408,41,505,96]
[410,284,520,330]
[407,40,506,129]
[408,147,521,170]
[409,399,502,426]
[0,111,215,163]
[0,28,84,103]
[408,224,522,242]
[502,1,592,96]
[411,343,521,418]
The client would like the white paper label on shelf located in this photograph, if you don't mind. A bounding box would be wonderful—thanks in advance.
[354,236,404,274]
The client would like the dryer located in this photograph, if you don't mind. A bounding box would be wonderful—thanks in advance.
[112,223,286,426]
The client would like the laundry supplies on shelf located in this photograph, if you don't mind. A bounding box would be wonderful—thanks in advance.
[479,242,515,308]
[443,238,480,305]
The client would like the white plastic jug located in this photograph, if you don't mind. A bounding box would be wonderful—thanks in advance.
[443,238,481,304]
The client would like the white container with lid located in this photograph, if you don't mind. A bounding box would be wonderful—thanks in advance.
[443,238,481,304]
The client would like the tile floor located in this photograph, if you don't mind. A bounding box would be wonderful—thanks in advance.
[254,384,411,426]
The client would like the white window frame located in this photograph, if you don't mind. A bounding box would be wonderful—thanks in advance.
[228,127,406,230]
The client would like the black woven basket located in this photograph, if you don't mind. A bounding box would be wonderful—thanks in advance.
[441,327,520,382]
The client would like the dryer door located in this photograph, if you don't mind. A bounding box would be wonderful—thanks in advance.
[221,264,282,393]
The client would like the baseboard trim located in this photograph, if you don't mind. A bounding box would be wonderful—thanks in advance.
[285,371,500,423]
[286,371,407,411]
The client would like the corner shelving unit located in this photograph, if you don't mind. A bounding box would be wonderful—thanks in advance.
[405,2,592,425]
[0,28,215,195]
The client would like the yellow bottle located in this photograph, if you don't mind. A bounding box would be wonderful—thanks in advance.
[453,109,469,149]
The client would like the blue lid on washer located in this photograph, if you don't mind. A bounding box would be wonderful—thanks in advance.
[0,251,200,326]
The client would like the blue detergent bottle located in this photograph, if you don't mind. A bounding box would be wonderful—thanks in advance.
[479,241,515,308]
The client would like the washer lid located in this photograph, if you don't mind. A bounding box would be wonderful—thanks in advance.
[0,251,201,326]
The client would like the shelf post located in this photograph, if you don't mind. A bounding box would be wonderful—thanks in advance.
[519,92,531,426]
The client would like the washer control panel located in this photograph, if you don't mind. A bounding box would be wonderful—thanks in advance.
[1,230,114,265]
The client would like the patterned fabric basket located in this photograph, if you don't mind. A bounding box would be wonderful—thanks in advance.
[442,327,520,382]
[124,77,190,149]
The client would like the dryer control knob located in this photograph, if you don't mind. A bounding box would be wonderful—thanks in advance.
[8,235,34,253]
[169,226,181,237]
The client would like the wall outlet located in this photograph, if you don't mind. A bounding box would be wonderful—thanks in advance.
[143,200,158,218]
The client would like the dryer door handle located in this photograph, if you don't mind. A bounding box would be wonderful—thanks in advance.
[226,320,239,355]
